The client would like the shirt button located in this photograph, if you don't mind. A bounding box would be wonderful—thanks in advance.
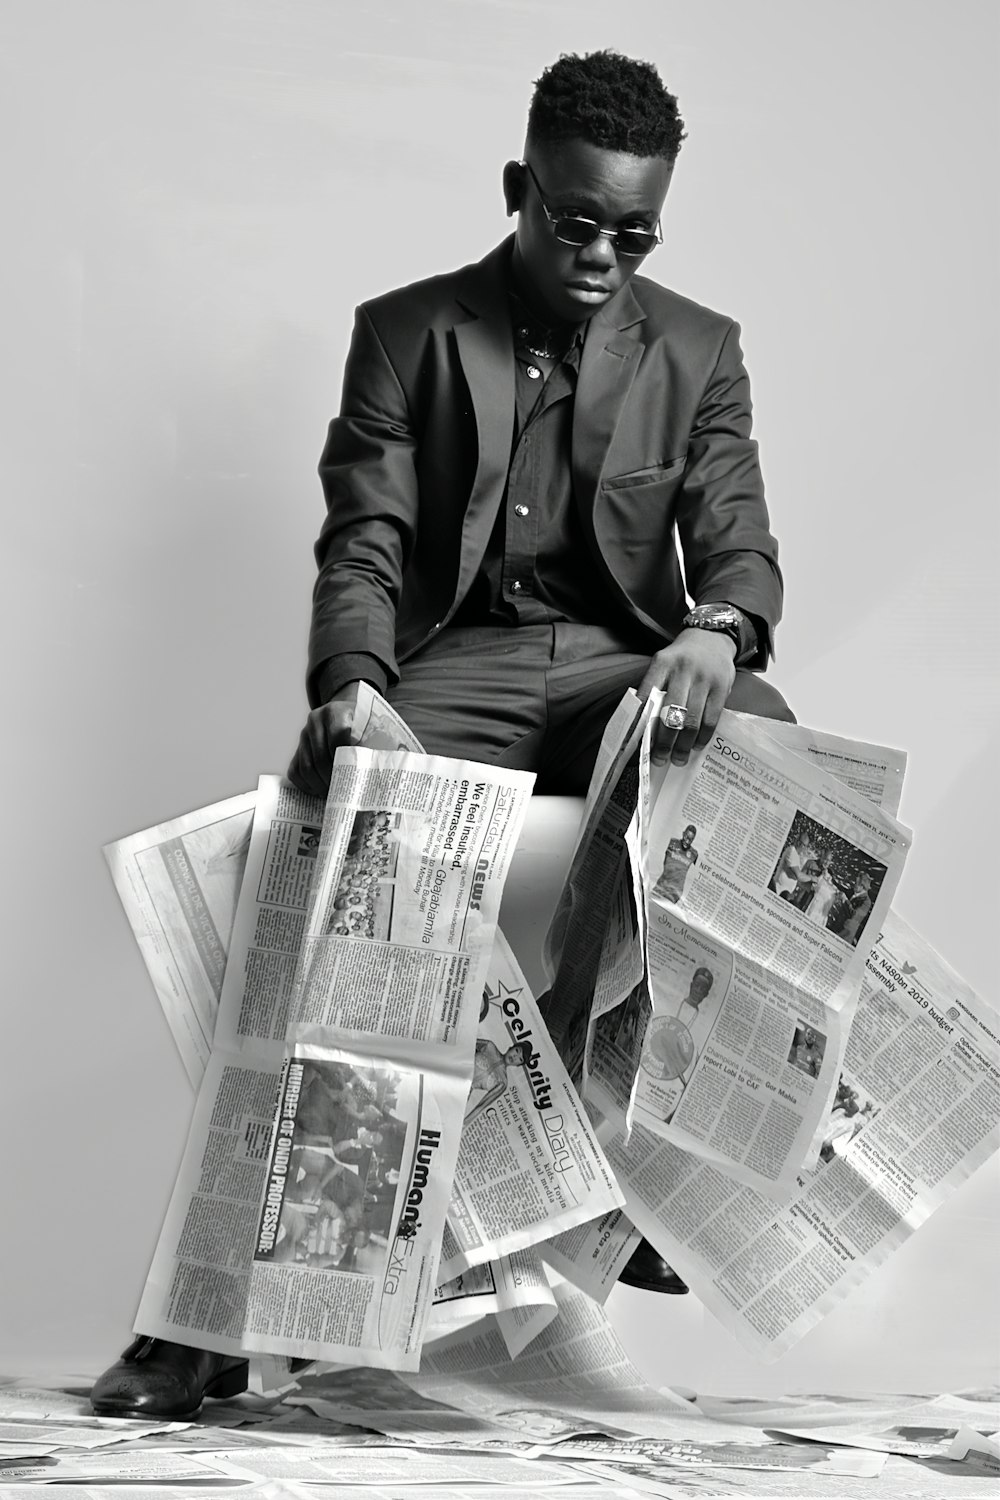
[526,364,542,380]
[514,504,529,517]
[510,581,523,594]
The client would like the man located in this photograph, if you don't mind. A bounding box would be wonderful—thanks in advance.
[674,965,716,1057]
[465,1037,535,1123]
[790,1025,823,1078]
[771,831,809,900]
[92,49,793,1416]
[654,825,700,903]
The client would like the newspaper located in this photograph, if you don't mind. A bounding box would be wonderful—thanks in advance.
[428,1250,557,1359]
[947,1425,1000,1473]
[439,931,623,1280]
[746,717,907,819]
[540,1207,642,1303]
[137,752,535,1369]
[290,1280,739,1447]
[103,791,256,1084]
[538,690,653,1077]
[601,909,1000,1358]
[109,686,624,1351]
[586,706,912,1197]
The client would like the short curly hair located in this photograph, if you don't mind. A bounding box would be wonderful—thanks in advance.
[527,50,686,160]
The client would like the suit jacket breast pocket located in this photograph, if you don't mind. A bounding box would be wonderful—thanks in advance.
[600,455,687,491]
[597,458,687,562]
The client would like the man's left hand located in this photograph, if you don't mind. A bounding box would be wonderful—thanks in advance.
[637,628,737,765]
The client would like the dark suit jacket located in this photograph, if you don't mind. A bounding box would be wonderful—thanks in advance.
[307,237,782,705]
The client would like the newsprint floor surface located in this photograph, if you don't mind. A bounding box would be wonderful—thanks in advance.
[1,1371,997,1499]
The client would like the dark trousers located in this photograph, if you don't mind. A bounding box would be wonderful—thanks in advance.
[388,624,795,795]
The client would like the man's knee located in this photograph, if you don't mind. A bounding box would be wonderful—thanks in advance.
[727,671,796,724]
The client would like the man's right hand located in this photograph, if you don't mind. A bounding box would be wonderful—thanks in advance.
[287,682,365,798]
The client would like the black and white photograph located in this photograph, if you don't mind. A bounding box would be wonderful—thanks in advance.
[768,812,887,948]
[263,1058,408,1272]
[325,809,400,939]
[651,823,700,905]
[787,1023,827,1079]
[297,824,321,859]
[5,0,996,1429]
[818,1074,879,1166]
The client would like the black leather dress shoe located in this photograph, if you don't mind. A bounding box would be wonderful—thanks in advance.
[618,1237,689,1294]
[90,1336,249,1419]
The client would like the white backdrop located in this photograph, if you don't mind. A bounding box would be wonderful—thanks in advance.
[2,0,997,1392]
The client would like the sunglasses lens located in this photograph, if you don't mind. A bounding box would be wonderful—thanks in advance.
[616,230,657,256]
[552,219,657,256]
[553,217,600,248]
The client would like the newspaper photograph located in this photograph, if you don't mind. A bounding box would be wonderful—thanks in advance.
[601,910,1000,1358]
[242,1042,468,1368]
[438,931,623,1280]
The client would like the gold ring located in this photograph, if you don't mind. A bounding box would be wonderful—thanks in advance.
[662,703,688,731]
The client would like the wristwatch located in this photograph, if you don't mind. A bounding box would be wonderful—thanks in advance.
[682,602,749,658]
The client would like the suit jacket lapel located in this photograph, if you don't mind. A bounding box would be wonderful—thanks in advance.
[451,241,516,606]
[573,282,646,537]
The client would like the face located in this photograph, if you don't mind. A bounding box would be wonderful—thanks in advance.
[503,138,673,324]
[682,825,696,847]
[689,968,713,1003]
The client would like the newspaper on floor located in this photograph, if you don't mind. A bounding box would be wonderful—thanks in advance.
[947,1425,1000,1473]
[521,1432,885,1475]
[587,704,912,1197]
[0,1486,652,1500]
[764,1392,999,1458]
[288,1280,770,1449]
[602,909,1000,1358]
[137,751,535,1370]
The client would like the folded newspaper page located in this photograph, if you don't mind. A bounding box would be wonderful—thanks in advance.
[242,749,536,1368]
[103,790,256,1084]
[438,931,623,1281]
[540,1207,641,1304]
[428,1249,557,1358]
[538,690,653,1078]
[112,775,625,1366]
[589,706,913,1196]
[601,909,1000,1358]
[292,1279,700,1446]
[137,751,536,1370]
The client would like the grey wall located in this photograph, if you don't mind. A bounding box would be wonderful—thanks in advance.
[2,0,997,1390]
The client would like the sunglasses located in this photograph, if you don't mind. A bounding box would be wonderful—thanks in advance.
[521,161,662,259]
